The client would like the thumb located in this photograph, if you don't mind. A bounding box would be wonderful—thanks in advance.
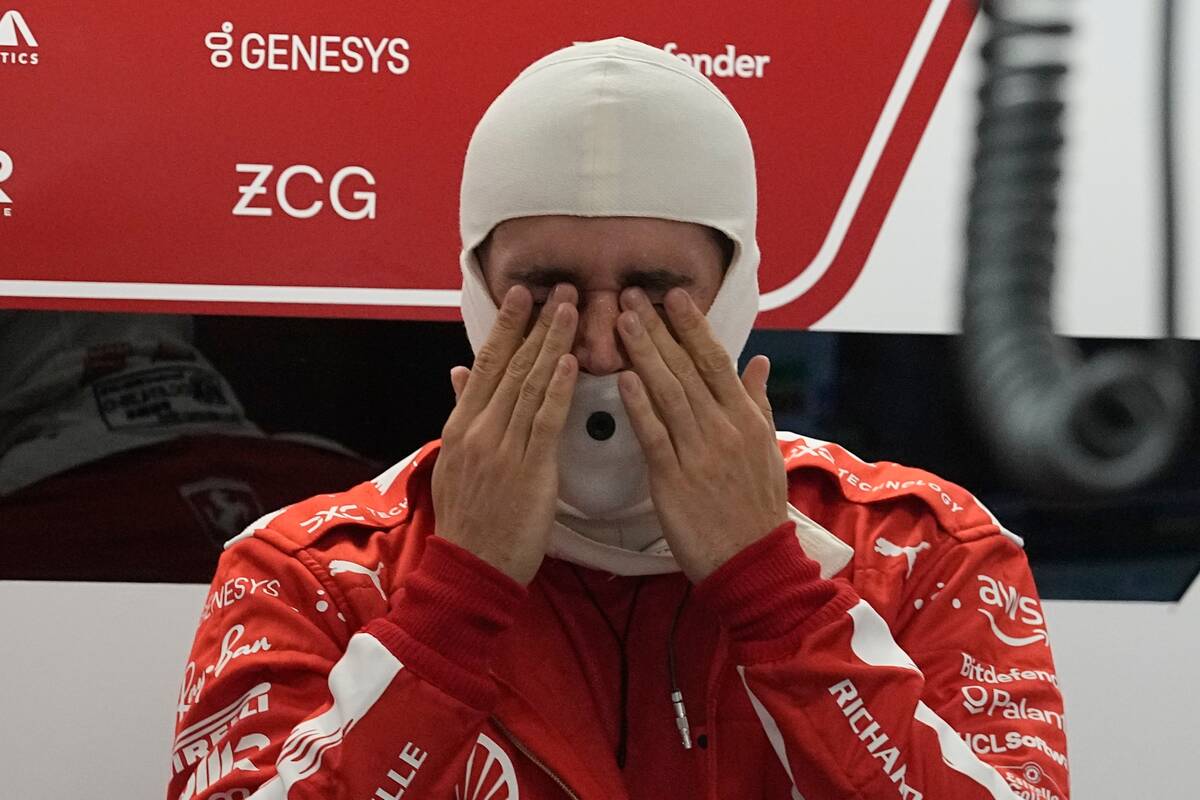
[740,355,774,425]
[450,366,471,404]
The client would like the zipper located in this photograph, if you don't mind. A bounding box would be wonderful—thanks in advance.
[491,716,582,800]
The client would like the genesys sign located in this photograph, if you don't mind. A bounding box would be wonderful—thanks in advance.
[0,1,974,323]
[205,21,410,75]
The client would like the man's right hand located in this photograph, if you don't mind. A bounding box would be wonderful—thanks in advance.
[431,284,579,584]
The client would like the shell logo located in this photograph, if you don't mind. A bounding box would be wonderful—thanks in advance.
[456,732,519,800]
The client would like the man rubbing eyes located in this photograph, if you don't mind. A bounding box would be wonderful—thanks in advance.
[169,37,1067,800]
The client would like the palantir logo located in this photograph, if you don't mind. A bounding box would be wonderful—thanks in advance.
[959,685,1065,730]
[0,149,13,215]
[961,685,988,715]
[0,9,39,65]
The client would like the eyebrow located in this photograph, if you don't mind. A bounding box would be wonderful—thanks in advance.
[506,266,695,291]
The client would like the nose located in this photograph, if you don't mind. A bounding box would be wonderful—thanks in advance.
[573,293,629,376]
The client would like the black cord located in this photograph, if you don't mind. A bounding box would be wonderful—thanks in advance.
[570,567,645,769]
[1160,0,1178,344]
[666,583,695,750]
[960,0,1191,495]
[667,583,692,696]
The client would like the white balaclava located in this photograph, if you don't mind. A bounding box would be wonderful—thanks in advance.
[459,37,762,572]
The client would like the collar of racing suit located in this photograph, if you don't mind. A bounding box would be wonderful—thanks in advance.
[388,440,854,579]
[549,497,854,578]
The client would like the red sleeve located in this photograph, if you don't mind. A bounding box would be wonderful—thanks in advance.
[696,523,1069,800]
[167,533,526,800]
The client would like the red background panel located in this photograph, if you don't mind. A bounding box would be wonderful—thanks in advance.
[0,1,974,327]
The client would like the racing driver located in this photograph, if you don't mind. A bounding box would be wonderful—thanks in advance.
[168,37,1068,800]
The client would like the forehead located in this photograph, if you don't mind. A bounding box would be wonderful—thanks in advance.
[482,215,725,286]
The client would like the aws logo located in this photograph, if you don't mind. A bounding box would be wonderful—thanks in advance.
[976,574,1048,648]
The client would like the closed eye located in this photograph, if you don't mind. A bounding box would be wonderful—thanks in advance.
[621,268,694,293]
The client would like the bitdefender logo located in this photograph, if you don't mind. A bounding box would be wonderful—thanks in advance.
[0,9,39,65]
[0,149,13,215]
[662,42,770,79]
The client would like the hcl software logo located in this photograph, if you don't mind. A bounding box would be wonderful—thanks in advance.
[0,9,39,65]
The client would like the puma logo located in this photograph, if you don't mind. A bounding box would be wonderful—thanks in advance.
[873,537,931,578]
[328,559,386,599]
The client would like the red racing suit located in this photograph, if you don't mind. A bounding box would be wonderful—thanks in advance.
[168,435,1069,800]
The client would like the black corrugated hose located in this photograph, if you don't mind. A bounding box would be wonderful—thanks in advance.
[961,0,1192,495]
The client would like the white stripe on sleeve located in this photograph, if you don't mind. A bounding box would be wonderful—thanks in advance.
[249,633,403,799]
[845,599,1020,800]
[737,666,807,800]
[847,600,922,673]
[914,702,1022,799]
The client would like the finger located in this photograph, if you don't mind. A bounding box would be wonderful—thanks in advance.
[455,286,533,417]
[617,370,680,473]
[616,300,702,447]
[740,355,775,425]
[450,366,470,404]
[620,288,723,427]
[489,286,578,424]
[527,354,579,457]
[663,288,744,406]
[504,301,579,440]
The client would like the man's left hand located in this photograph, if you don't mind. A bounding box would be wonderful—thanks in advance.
[616,287,789,582]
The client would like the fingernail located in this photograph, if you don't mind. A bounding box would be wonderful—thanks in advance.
[504,285,530,311]
[620,312,643,337]
[554,283,578,304]
[666,288,689,313]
